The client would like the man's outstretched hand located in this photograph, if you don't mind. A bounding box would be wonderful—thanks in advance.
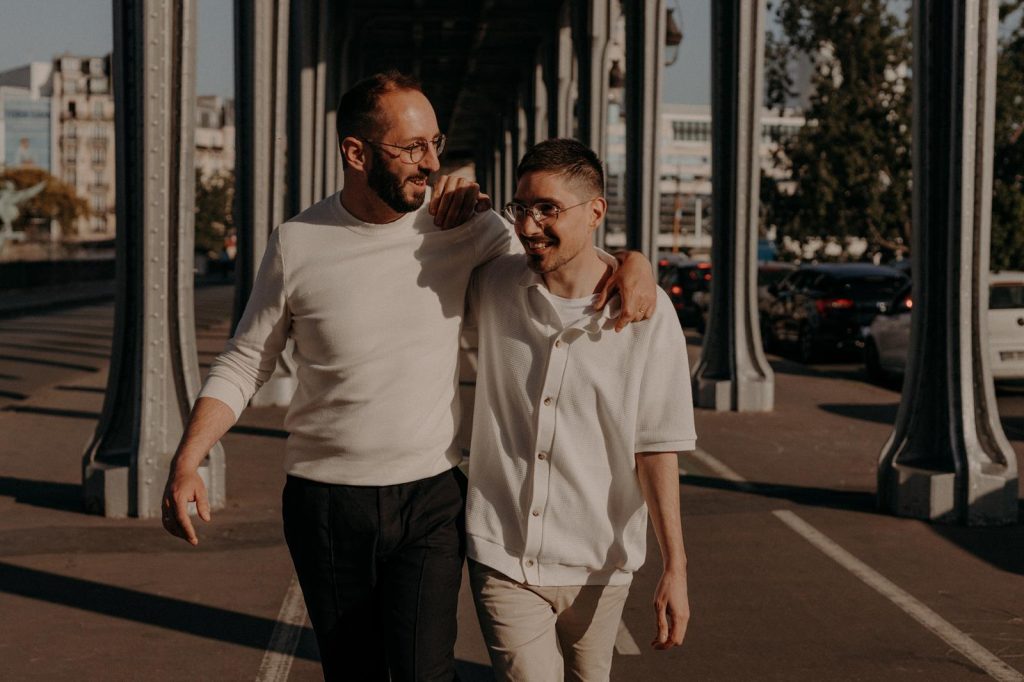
[429,175,492,229]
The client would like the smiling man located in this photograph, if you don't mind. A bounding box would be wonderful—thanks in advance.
[465,139,696,681]
[160,72,657,681]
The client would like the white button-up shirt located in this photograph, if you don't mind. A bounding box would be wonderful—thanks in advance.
[465,253,697,586]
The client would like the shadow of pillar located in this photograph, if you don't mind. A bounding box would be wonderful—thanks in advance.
[878,0,1018,525]
[83,0,225,518]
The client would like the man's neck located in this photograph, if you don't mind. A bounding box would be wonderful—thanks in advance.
[340,185,406,224]
[543,248,612,299]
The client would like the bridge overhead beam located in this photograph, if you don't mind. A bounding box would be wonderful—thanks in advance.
[84,0,224,518]
[622,0,665,262]
[692,0,774,412]
[878,0,1018,525]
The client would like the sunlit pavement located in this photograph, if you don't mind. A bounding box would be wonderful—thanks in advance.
[0,290,1021,681]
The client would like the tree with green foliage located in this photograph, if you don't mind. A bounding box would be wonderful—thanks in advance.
[194,169,234,256]
[761,0,912,259]
[0,166,88,239]
[992,1,1024,272]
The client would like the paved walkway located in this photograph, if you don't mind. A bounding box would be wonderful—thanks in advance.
[0,286,1021,681]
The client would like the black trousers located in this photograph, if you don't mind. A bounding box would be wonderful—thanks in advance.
[282,468,467,682]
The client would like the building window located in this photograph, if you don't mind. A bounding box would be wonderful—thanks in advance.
[66,168,77,186]
[92,101,104,118]
[92,194,107,213]
[64,141,77,163]
[672,120,711,142]
[61,57,81,73]
[89,58,105,76]
[91,215,107,234]
[91,144,106,165]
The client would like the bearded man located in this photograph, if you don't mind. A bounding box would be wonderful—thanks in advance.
[160,71,657,681]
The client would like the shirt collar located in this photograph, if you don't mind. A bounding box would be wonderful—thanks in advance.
[518,249,621,331]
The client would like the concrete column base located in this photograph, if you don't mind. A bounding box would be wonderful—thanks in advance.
[694,376,774,412]
[84,460,214,519]
[884,464,1018,525]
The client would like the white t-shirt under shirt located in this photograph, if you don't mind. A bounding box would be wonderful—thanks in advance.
[198,191,512,486]
[464,253,697,587]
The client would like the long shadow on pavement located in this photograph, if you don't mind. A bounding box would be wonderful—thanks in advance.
[682,475,1024,576]
[680,474,877,514]
[0,476,82,513]
[0,561,319,661]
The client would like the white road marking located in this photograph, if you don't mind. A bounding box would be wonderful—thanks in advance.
[685,447,754,491]
[256,573,308,682]
[615,618,642,655]
[774,509,1024,682]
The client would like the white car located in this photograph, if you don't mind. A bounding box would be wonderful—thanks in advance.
[864,272,1024,382]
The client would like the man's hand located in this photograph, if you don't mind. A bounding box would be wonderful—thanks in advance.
[596,251,658,331]
[429,175,492,229]
[161,466,211,546]
[652,567,690,650]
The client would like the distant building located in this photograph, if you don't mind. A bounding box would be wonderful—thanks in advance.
[0,61,53,173]
[195,95,235,180]
[50,54,117,242]
[604,102,805,250]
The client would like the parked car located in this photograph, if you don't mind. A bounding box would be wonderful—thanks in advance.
[863,271,1024,382]
[762,263,908,362]
[658,256,712,326]
[693,261,797,335]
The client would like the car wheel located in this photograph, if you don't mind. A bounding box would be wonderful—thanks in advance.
[864,339,886,384]
[798,325,817,364]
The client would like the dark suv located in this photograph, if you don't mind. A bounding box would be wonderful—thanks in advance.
[762,263,908,362]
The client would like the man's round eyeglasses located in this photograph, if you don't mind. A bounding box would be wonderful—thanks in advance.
[503,199,594,227]
[361,134,446,164]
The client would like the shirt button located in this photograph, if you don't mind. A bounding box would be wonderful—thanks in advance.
[532,510,540,517]
[555,340,562,348]
[537,452,547,460]
[543,397,552,406]
[526,559,534,567]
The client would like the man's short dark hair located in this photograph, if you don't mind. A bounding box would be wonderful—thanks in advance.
[516,138,605,198]
[336,70,423,166]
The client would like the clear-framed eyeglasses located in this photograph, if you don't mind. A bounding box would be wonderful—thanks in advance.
[361,134,446,164]
[502,199,595,227]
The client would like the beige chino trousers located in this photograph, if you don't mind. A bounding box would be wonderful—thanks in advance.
[469,561,630,682]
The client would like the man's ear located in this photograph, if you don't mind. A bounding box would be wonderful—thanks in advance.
[340,136,368,171]
[589,196,608,231]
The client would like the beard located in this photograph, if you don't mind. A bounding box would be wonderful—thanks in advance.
[367,147,428,213]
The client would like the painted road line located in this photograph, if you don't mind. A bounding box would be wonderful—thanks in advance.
[256,573,308,682]
[774,509,1024,682]
[615,618,642,655]
[686,447,754,491]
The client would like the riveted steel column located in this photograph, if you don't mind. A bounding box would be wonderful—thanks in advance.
[234,0,295,408]
[289,0,325,212]
[692,0,774,412]
[878,0,1017,525]
[502,120,515,206]
[532,55,547,145]
[571,0,610,245]
[233,0,289,326]
[83,0,224,518]
[622,0,664,262]
[542,8,575,139]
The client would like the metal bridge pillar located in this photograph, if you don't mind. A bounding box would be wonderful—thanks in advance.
[234,0,296,408]
[622,0,665,262]
[543,7,575,139]
[692,0,774,412]
[83,0,225,518]
[878,0,1018,525]
[571,0,610,246]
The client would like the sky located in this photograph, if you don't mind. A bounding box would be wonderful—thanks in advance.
[0,0,710,105]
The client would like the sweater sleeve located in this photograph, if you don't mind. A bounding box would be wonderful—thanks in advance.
[634,289,698,453]
[198,228,291,419]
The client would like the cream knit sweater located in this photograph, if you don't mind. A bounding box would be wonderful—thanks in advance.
[198,192,512,485]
